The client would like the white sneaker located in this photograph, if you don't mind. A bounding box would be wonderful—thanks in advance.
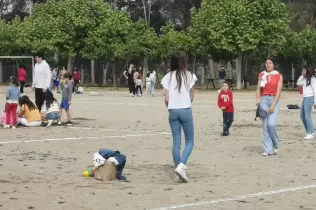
[175,163,189,183]
[11,126,16,129]
[57,120,62,125]
[304,134,314,140]
[274,148,278,153]
[47,120,53,127]
[3,125,10,128]
[173,173,181,182]
[262,152,273,156]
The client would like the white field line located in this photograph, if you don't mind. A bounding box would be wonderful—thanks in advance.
[67,126,167,134]
[0,133,169,145]
[148,184,316,210]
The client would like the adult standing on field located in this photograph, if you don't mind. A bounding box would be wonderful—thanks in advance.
[256,57,283,156]
[33,54,51,112]
[18,64,26,94]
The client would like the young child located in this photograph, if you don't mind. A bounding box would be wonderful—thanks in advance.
[217,81,234,136]
[4,76,20,129]
[60,72,73,125]
[41,91,61,127]
[145,72,151,97]
[135,75,143,97]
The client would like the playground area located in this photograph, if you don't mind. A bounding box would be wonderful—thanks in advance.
[0,87,316,210]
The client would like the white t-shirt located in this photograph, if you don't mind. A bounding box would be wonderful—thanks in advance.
[162,71,195,109]
[150,71,156,79]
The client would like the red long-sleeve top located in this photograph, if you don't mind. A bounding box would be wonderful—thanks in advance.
[217,90,234,112]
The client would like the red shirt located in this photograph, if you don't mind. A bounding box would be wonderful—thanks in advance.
[18,68,26,81]
[259,72,281,96]
[73,71,81,81]
[218,90,234,112]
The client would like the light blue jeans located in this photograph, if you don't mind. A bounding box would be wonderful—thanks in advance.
[169,108,194,167]
[260,96,280,153]
[150,78,155,95]
[300,96,314,135]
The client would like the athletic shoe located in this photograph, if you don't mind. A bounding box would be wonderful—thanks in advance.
[304,134,314,140]
[274,148,278,153]
[47,120,53,127]
[221,132,229,136]
[57,120,62,125]
[173,173,181,182]
[11,126,16,129]
[66,121,73,126]
[175,163,189,183]
[3,125,10,128]
[262,152,276,156]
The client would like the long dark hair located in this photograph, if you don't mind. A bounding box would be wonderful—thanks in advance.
[170,52,189,93]
[45,91,57,110]
[304,65,314,86]
[19,95,37,111]
[10,76,19,86]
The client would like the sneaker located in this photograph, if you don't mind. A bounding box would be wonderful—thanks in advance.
[274,148,279,153]
[304,134,314,140]
[47,120,53,127]
[57,120,62,125]
[66,121,73,126]
[11,126,16,129]
[221,132,229,136]
[175,163,189,183]
[173,173,181,182]
[3,125,10,128]
[262,152,270,156]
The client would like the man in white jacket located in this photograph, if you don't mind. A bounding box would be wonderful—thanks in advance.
[33,54,51,111]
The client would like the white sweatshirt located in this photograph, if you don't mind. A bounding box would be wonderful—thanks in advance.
[297,76,316,103]
[33,60,51,89]
[41,101,60,114]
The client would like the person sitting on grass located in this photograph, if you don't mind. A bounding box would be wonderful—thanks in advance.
[60,72,73,125]
[41,91,61,127]
[17,95,42,127]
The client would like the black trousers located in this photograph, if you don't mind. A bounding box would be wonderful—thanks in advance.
[35,88,45,111]
[135,85,142,95]
[223,112,234,133]
[20,81,25,93]
[128,80,135,94]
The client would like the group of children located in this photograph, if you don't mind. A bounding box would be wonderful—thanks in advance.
[3,73,74,129]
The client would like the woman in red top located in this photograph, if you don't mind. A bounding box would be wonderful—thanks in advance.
[72,67,81,93]
[18,64,26,94]
[256,58,283,156]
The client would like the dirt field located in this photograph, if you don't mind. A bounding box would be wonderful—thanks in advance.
[0,87,316,210]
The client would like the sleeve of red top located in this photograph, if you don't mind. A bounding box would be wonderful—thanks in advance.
[217,93,223,108]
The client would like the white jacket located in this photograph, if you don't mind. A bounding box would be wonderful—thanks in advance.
[33,60,51,89]
[41,101,60,114]
[297,76,316,103]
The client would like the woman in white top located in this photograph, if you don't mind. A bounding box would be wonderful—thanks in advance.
[296,66,316,140]
[162,52,195,183]
[149,69,157,96]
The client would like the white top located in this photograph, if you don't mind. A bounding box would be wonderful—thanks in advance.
[146,77,151,83]
[162,71,195,109]
[41,101,60,114]
[33,60,51,89]
[297,76,316,103]
[150,71,156,79]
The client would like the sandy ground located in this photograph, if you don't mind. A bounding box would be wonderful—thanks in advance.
[0,87,316,210]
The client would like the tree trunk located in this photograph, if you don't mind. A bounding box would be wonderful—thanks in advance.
[91,60,95,84]
[201,62,205,85]
[54,51,59,64]
[112,63,117,88]
[102,62,109,85]
[236,53,243,90]
[192,56,197,75]
[243,57,249,89]
[143,56,148,84]
[0,60,3,84]
[67,55,74,72]
[208,57,216,79]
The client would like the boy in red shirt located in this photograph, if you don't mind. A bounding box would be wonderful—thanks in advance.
[217,82,234,136]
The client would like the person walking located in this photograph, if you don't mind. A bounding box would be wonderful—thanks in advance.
[123,64,136,97]
[296,66,316,140]
[32,54,51,112]
[18,64,26,94]
[256,57,283,156]
[162,52,195,183]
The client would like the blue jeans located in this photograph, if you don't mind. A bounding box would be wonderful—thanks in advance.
[223,112,234,133]
[150,78,155,95]
[168,108,194,167]
[300,96,314,135]
[260,96,280,153]
[46,112,60,120]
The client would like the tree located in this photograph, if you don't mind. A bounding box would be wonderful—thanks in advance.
[191,0,289,89]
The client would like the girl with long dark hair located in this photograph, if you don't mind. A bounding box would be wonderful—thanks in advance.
[256,57,283,156]
[41,91,61,126]
[17,95,42,127]
[162,52,195,183]
[297,66,316,140]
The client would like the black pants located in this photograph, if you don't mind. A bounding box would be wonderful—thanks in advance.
[135,85,142,95]
[223,112,234,133]
[128,80,135,95]
[73,80,80,93]
[20,81,25,93]
[35,88,45,111]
